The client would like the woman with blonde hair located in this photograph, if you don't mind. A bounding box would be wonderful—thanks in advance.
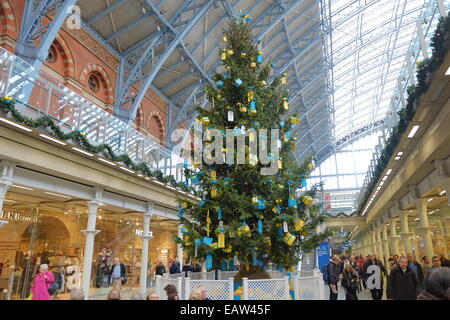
[342,263,359,300]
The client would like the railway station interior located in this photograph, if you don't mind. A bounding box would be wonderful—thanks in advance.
[0,0,449,301]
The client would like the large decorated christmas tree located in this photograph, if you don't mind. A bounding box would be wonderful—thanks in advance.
[175,16,330,278]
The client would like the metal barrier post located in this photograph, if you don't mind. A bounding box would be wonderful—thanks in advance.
[242,278,248,300]
[177,277,183,300]
[292,276,299,301]
[155,275,161,299]
[284,276,290,300]
[184,277,190,300]
[228,277,234,300]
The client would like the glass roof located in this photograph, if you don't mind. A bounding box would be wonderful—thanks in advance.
[328,0,439,141]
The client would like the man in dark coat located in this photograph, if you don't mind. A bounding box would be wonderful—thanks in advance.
[108,257,126,290]
[388,256,420,300]
[327,255,341,300]
[407,253,424,286]
[364,253,387,300]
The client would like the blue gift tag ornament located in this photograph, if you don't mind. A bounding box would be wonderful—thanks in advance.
[257,200,266,210]
[218,207,223,219]
[203,237,213,246]
[194,239,202,247]
[277,204,281,215]
[252,252,257,266]
[206,255,213,269]
[258,219,263,234]
[301,179,307,188]
[235,78,243,86]
[217,80,223,87]
[199,200,206,207]
[221,261,228,271]
[288,198,297,208]
[278,264,284,273]
[279,121,285,127]
[257,54,263,63]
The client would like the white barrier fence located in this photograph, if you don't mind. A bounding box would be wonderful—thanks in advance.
[155,269,325,300]
[184,278,234,300]
[244,277,290,300]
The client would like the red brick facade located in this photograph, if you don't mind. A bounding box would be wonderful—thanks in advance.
[2,0,167,145]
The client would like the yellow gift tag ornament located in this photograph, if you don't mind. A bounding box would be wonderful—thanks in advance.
[294,218,305,231]
[218,233,225,248]
[223,245,232,253]
[284,232,296,246]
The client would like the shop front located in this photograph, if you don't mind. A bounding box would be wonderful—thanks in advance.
[0,196,179,300]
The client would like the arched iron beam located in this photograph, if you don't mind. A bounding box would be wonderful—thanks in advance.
[116,0,215,123]
[16,0,78,70]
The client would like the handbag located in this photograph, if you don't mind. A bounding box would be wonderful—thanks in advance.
[47,273,60,295]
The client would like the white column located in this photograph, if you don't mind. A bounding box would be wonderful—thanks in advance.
[376,228,384,264]
[81,196,101,299]
[389,218,400,255]
[382,224,390,267]
[399,210,413,256]
[140,202,154,297]
[415,197,434,259]
[371,231,378,257]
[177,224,183,270]
[0,161,15,211]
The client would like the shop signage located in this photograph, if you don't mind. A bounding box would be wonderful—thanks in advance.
[0,210,39,223]
[135,229,153,237]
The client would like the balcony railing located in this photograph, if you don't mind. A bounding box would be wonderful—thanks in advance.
[0,47,188,183]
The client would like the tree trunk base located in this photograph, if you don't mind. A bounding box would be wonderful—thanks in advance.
[234,269,271,282]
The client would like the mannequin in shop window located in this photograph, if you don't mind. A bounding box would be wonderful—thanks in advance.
[66,265,82,291]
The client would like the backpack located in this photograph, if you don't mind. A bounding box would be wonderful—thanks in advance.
[322,264,330,284]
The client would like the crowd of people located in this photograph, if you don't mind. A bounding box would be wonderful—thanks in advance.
[28,256,209,300]
[324,252,450,300]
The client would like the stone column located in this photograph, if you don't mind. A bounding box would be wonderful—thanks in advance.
[140,203,154,297]
[382,224,390,267]
[0,161,15,211]
[81,191,102,299]
[389,218,400,256]
[371,231,378,257]
[376,228,384,264]
[399,210,414,256]
[415,197,434,259]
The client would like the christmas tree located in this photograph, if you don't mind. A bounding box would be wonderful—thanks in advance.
[175,16,331,277]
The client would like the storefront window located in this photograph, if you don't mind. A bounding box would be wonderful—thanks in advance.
[0,197,180,300]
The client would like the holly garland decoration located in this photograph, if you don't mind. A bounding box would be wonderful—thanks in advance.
[357,13,450,215]
[174,16,331,271]
[0,96,196,194]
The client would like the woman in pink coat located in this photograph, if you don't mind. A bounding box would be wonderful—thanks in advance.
[31,264,54,300]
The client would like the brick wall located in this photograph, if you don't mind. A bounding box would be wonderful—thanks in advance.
[1,0,168,145]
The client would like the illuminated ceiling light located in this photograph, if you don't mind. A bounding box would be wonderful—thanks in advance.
[145,177,151,180]
[439,190,446,195]
[446,66,450,75]
[45,191,71,199]
[72,147,94,157]
[119,166,135,174]
[380,181,384,186]
[12,184,33,190]
[395,157,401,160]
[415,218,420,221]
[98,158,117,166]
[382,176,388,181]
[137,174,143,177]
[4,199,16,203]
[39,134,67,145]
[407,125,420,138]
[386,169,392,175]
[153,179,164,186]
[397,152,403,156]
[0,117,32,132]
[428,198,433,202]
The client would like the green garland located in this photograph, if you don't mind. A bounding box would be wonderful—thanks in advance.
[357,13,450,214]
[0,97,198,195]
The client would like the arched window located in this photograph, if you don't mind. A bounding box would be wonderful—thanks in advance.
[88,73,101,93]
[46,45,57,64]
